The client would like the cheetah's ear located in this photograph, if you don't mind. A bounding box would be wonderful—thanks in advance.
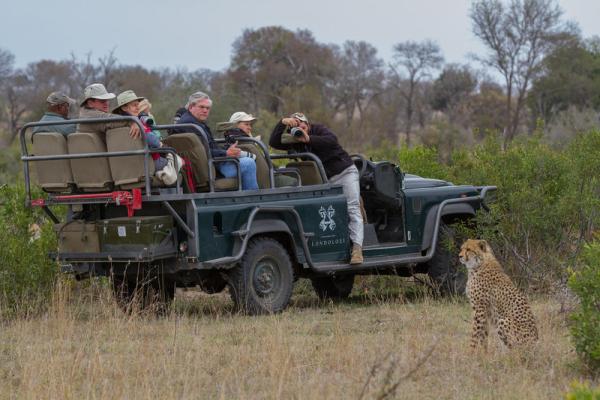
[478,240,488,252]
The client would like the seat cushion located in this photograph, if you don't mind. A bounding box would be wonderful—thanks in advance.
[32,132,73,192]
[67,132,113,191]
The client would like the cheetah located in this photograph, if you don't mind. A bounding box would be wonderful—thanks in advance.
[459,239,538,349]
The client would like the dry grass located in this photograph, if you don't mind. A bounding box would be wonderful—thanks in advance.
[0,278,591,399]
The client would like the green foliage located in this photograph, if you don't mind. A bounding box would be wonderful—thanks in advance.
[0,184,58,318]
[569,240,600,373]
[565,381,600,400]
[367,141,451,180]
[367,130,600,286]
[0,141,22,185]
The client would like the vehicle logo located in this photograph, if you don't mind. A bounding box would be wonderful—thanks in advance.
[318,205,336,232]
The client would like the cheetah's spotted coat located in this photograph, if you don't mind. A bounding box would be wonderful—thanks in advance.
[459,239,538,349]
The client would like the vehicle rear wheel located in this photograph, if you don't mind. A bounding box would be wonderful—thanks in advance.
[228,237,294,315]
[425,223,467,296]
[311,274,355,300]
[111,271,175,314]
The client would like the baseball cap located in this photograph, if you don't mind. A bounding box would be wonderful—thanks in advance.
[46,92,75,106]
[80,83,116,106]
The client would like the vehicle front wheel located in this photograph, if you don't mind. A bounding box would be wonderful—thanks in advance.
[310,274,355,300]
[424,223,467,296]
[228,237,294,315]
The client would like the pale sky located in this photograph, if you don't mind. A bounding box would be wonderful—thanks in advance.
[2,0,599,72]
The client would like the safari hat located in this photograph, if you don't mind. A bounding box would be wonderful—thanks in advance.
[217,111,258,132]
[229,111,257,124]
[46,91,75,106]
[290,112,309,123]
[112,90,145,113]
[80,83,115,106]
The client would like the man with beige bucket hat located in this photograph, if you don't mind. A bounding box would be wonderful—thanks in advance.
[77,83,141,139]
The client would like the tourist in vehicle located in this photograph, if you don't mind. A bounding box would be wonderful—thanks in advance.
[112,90,182,184]
[171,92,259,190]
[270,112,364,264]
[77,83,141,139]
[218,111,259,159]
[219,112,298,187]
[32,91,76,136]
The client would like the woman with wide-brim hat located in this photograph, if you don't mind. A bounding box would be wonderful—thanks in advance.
[113,90,182,185]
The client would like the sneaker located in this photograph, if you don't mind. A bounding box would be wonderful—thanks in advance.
[350,244,363,265]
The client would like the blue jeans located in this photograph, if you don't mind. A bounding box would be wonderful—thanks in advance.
[218,157,259,190]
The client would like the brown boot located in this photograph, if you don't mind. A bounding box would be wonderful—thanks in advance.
[350,244,363,265]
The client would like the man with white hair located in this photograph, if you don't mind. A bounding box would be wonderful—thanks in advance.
[171,92,258,190]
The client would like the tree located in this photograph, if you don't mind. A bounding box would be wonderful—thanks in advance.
[470,0,568,144]
[390,40,444,147]
[0,48,14,83]
[529,36,600,125]
[331,41,385,126]
[431,64,477,123]
[228,26,336,115]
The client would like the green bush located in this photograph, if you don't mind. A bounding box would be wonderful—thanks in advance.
[569,240,600,373]
[0,184,59,319]
[368,132,600,286]
[565,381,600,399]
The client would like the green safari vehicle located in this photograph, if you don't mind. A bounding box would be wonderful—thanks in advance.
[19,116,496,314]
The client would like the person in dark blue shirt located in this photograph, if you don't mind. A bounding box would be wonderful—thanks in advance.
[171,92,258,190]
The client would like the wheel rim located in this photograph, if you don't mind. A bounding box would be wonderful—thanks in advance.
[253,256,281,298]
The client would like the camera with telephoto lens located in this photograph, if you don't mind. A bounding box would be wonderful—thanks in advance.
[290,127,304,138]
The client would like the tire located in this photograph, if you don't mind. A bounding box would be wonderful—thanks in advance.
[111,271,175,314]
[311,274,355,300]
[228,237,294,315]
[425,223,467,296]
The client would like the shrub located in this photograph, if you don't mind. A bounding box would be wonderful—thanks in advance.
[569,239,600,373]
[0,184,59,319]
[565,380,600,399]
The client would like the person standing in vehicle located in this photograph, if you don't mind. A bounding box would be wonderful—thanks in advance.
[32,92,77,136]
[77,83,141,139]
[171,92,259,190]
[269,112,364,264]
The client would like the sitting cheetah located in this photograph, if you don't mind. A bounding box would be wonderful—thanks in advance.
[459,239,538,349]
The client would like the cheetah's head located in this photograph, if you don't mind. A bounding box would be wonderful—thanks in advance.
[459,239,490,270]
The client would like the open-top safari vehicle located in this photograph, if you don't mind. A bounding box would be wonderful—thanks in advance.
[19,116,495,314]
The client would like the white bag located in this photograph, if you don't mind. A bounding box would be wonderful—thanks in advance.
[156,153,184,185]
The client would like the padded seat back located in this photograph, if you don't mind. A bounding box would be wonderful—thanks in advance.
[239,143,270,189]
[165,132,239,191]
[164,133,209,190]
[286,161,324,185]
[31,132,73,193]
[67,132,113,192]
[106,126,155,189]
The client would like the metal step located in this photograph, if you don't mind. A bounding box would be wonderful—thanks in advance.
[310,252,424,274]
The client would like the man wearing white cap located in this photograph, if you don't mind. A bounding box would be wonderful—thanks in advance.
[77,83,141,139]
[32,92,76,136]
